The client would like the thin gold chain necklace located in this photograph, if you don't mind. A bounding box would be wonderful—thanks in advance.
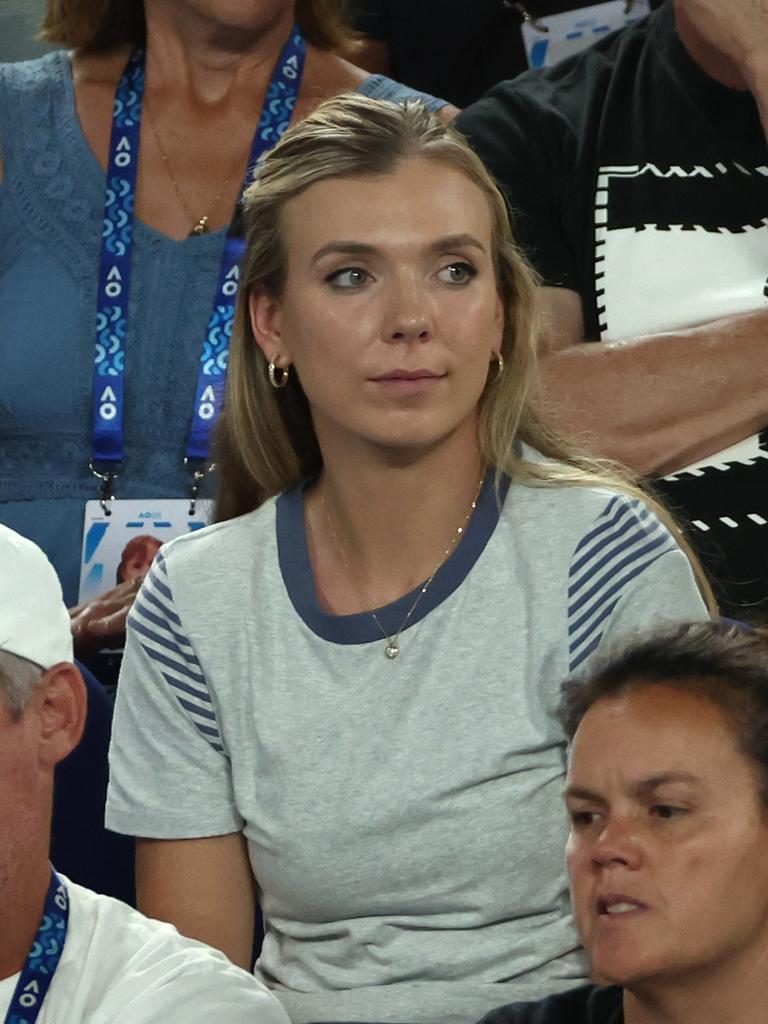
[143,97,244,236]
[320,476,485,660]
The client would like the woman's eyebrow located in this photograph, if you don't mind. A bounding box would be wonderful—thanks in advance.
[311,234,487,266]
[631,772,702,797]
[564,772,702,804]
[563,784,606,805]
[311,241,375,264]
[427,233,486,255]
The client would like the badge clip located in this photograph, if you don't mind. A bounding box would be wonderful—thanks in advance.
[89,462,119,517]
[184,458,216,516]
[507,2,549,32]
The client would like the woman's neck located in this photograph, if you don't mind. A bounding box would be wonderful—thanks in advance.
[306,431,486,612]
[73,2,300,239]
[71,5,364,239]
[143,1,296,104]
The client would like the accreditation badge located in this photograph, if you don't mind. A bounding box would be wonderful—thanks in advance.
[521,0,651,70]
[78,499,212,604]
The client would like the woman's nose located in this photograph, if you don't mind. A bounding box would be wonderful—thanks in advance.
[390,320,430,342]
[386,277,433,342]
[591,818,644,870]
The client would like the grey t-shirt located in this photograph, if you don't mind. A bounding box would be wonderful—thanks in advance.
[107,472,707,1023]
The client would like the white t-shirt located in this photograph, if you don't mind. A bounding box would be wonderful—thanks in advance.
[0,876,289,1024]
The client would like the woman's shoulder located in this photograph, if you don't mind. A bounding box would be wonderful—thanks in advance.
[299,49,448,115]
[505,451,656,540]
[0,51,72,179]
[356,72,449,112]
[158,498,280,580]
[499,455,681,588]
[0,50,68,100]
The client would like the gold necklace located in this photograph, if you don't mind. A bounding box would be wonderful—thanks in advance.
[320,476,485,660]
[143,97,244,237]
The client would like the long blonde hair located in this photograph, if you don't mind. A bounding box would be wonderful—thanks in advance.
[214,94,716,611]
[41,0,354,52]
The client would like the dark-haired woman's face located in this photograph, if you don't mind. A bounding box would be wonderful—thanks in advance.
[565,684,768,993]
[249,157,503,464]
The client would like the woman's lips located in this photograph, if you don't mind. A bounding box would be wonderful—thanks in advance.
[370,369,445,394]
[373,369,443,380]
[596,893,649,917]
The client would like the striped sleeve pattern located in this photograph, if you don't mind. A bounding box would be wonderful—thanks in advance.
[127,552,224,752]
[567,495,678,671]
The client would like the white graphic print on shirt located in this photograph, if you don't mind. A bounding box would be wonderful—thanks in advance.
[593,161,768,479]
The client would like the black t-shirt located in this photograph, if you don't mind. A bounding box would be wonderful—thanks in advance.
[479,984,624,1023]
[348,1,663,108]
[457,2,768,620]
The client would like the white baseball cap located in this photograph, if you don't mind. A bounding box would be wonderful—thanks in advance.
[0,526,73,669]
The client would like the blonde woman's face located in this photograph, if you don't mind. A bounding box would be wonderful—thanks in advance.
[249,157,504,461]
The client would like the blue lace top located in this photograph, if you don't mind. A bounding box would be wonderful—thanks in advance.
[0,52,446,604]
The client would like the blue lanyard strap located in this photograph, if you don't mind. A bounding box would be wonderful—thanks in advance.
[187,27,307,462]
[92,48,145,466]
[5,871,69,1024]
[91,28,307,476]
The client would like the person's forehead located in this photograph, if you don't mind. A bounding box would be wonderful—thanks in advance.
[567,685,745,785]
[280,158,493,247]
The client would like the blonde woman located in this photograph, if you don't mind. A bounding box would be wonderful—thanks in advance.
[107,96,713,1024]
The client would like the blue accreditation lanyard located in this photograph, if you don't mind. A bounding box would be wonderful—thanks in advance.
[91,27,307,503]
[4,871,68,1024]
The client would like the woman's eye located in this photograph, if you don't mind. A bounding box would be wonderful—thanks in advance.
[438,261,478,285]
[326,267,370,289]
[651,804,687,820]
[570,810,599,829]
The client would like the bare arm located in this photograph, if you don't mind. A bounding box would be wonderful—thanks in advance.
[536,287,768,476]
[136,833,256,971]
[676,0,768,137]
[748,63,768,137]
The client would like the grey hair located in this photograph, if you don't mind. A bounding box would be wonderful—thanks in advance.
[0,650,44,720]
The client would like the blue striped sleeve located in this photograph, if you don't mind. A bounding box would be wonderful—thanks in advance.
[127,552,225,752]
[567,495,678,671]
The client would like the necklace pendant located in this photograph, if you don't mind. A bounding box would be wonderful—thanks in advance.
[190,216,209,237]
[385,642,400,659]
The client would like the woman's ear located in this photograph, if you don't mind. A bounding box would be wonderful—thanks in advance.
[249,289,291,367]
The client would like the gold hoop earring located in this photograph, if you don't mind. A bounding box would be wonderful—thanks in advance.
[492,352,504,382]
[268,362,290,389]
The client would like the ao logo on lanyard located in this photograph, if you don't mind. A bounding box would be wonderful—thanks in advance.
[5,871,68,1024]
